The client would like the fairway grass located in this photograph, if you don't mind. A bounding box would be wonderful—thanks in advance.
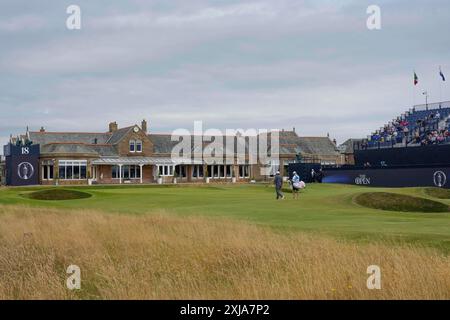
[0,184,450,252]
[0,206,448,300]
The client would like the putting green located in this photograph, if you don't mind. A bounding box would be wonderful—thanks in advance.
[1,183,449,251]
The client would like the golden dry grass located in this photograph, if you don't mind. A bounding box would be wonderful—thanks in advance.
[0,205,448,300]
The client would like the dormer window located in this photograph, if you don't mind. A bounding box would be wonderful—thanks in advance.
[136,140,142,152]
[129,139,143,153]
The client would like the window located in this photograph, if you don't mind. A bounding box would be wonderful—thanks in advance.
[175,165,186,178]
[136,140,142,152]
[123,166,130,179]
[112,165,119,179]
[207,165,213,178]
[192,165,204,178]
[73,164,80,179]
[58,160,87,180]
[112,165,141,179]
[206,165,231,179]
[158,165,174,176]
[226,165,232,177]
[129,140,135,152]
[129,140,143,153]
[239,165,250,178]
[42,162,54,180]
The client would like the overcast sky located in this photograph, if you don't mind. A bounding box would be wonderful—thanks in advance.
[1,0,449,152]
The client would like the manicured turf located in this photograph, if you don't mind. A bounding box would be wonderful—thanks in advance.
[1,183,450,251]
[425,187,450,199]
[355,192,450,213]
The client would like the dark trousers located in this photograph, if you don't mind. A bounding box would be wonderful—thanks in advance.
[276,188,284,199]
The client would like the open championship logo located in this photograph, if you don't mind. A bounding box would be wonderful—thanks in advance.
[355,174,371,185]
[17,162,34,180]
[433,171,446,187]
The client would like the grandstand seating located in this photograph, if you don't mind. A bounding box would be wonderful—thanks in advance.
[362,101,450,149]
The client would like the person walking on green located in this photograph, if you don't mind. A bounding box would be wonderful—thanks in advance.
[291,171,301,200]
[274,171,285,200]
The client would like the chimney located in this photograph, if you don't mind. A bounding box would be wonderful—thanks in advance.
[109,121,118,132]
[293,127,296,133]
[141,119,147,133]
[40,126,45,133]
[333,138,337,145]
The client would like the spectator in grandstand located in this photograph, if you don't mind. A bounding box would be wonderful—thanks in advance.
[416,129,449,145]
[291,171,301,199]
[414,130,421,143]
[367,106,450,149]
[274,171,284,200]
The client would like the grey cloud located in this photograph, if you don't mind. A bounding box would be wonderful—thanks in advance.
[0,0,449,151]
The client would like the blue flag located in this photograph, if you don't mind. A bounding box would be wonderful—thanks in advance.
[440,67,446,81]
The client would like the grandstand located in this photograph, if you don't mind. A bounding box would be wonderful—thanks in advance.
[323,101,450,188]
[356,101,450,150]
[344,101,450,169]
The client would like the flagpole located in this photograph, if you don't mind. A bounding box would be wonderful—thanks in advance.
[439,66,443,104]
[412,70,416,110]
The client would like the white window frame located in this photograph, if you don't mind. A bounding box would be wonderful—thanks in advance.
[226,165,232,178]
[158,165,175,177]
[112,165,142,180]
[42,163,54,180]
[135,140,142,153]
[192,165,204,178]
[207,165,228,179]
[239,165,250,178]
[58,160,87,180]
[129,140,136,153]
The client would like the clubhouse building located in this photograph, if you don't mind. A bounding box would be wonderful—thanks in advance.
[4,120,341,185]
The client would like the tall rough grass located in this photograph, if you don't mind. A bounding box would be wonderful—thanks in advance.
[0,205,448,300]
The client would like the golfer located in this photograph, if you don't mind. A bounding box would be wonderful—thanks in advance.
[291,171,301,199]
[274,171,284,200]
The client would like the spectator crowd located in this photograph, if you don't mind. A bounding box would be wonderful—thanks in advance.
[362,106,450,149]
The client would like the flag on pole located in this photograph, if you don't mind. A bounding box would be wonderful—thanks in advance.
[439,67,446,81]
[414,72,418,85]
